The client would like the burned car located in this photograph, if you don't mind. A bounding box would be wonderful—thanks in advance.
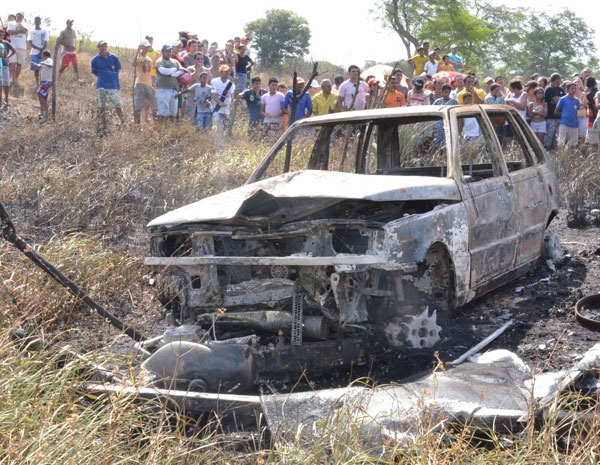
[143,104,559,392]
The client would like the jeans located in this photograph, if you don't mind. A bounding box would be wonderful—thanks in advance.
[196,112,212,129]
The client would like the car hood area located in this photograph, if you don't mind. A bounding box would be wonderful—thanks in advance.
[147,170,462,228]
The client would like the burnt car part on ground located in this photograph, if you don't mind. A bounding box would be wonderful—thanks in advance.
[83,343,600,453]
[143,104,560,393]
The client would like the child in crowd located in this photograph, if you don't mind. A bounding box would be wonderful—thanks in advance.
[31,50,53,119]
[527,88,548,144]
[177,71,213,130]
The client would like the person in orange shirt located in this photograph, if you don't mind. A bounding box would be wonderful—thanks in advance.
[384,76,406,107]
[438,55,455,72]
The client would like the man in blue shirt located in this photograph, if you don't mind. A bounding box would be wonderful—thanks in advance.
[447,44,463,73]
[554,81,580,148]
[240,76,267,139]
[283,77,312,125]
[91,40,125,132]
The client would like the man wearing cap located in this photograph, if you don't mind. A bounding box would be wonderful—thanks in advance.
[423,52,439,77]
[144,37,159,88]
[447,44,463,73]
[407,77,431,106]
[308,79,319,98]
[366,78,381,109]
[283,77,312,123]
[91,41,126,131]
[58,19,79,81]
[7,12,28,85]
[28,17,49,87]
[211,64,236,132]
[155,44,184,122]
[133,40,157,124]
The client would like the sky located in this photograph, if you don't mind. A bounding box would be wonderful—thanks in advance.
[6,1,600,69]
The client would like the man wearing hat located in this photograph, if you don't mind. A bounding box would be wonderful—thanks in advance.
[155,44,184,122]
[133,40,157,124]
[7,12,28,85]
[283,77,312,123]
[58,19,79,81]
[448,44,463,73]
[91,40,126,131]
[211,64,235,133]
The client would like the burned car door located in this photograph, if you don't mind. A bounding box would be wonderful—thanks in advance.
[484,107,556,269]
[454,108,520,293]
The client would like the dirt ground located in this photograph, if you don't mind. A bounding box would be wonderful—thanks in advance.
[433,209,600,376]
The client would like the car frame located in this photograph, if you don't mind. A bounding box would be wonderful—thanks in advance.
[143,104,559,390]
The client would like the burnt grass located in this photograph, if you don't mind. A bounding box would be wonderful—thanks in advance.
[2,67,600,390]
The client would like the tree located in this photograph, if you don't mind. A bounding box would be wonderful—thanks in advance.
[375,0,597,77]
[508,10,597,77]
[244,9,311,67]
[374,0,428,59]
[375,0,494,71]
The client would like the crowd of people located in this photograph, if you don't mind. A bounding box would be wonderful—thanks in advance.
[1,16,599,150]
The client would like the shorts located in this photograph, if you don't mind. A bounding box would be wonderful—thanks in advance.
[37,81,51,99]
[0,67,9,86]
[30,54,42,71]
[133,83,157,111]
[156,87,178,117]
[530,121,546,134]
[96,88,123,108]
[557,124,579,147]
[60,52,78,68]
[9,48,26,65]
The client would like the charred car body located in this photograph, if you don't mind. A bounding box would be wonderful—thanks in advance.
[143,105,559,393]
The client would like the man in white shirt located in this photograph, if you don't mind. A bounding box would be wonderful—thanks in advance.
[7,12,28,85]
[337,65,369,111]
[28,16,49,87]
[211,64,235,134]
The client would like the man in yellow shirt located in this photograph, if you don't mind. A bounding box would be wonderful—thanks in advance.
[456,74,485,104]
[312,79,338,115]
[408,47,428,76]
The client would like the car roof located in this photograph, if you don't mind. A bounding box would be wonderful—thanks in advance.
[291,104,519,127]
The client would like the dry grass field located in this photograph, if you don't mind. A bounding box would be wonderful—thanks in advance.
[2,51,600,464]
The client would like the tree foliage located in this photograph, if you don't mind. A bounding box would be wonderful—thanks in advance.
[506,10,597,77]
[244,9,311,67]
[376,0,597,77]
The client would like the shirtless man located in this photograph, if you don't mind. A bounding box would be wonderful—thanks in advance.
[58,19,79,80]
